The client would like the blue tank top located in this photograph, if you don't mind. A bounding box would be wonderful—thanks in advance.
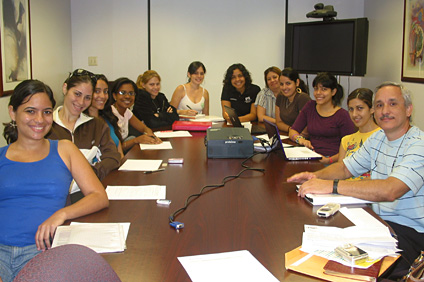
[0,139,72,247]
[105,119,120,148]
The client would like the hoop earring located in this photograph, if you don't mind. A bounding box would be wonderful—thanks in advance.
[296,87,302,93]
[10,120,16,128]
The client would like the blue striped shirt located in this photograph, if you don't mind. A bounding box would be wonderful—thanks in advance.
[344,126,424,233]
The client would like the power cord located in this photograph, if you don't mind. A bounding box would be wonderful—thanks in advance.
[168,152,266,229]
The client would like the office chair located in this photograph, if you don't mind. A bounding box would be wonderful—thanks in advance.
[14,244,121,282]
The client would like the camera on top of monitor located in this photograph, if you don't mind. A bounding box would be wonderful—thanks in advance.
[306,3,337,21]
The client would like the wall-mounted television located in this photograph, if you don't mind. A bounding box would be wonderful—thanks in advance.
[284,18,369,76]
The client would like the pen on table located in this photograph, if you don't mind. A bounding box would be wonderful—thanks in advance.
[144,168,165,174]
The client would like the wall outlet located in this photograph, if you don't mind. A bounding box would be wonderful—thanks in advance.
[88,56,98,66]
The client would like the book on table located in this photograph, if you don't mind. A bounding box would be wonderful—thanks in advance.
[323,259,383,282]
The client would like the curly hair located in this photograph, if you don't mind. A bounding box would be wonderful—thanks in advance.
[222,63,252,90]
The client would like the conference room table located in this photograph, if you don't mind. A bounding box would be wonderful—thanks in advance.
[71,123,371,282]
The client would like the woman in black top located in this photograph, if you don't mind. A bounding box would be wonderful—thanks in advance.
[220,63,260,122]
[133,70,179,129]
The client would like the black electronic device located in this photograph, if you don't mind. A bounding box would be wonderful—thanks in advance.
[224,105,266,134]
[206,127,253,158]
[285,18,369,76]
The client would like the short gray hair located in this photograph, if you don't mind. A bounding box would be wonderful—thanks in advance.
[374,81,412,107]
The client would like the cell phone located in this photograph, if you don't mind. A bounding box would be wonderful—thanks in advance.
[316,203,340,218]
[335,244,369,264]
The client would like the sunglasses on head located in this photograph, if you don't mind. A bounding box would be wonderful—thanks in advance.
[68,69,97,84]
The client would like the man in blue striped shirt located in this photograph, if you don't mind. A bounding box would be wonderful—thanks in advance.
[289,82,424,279]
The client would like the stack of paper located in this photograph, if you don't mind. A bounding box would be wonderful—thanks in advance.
[154,131,192,138]
[52,222,130,253]
[119,159,162,171]
[296,185,374,205]
[300,208,399,267]
[106,185,166,200]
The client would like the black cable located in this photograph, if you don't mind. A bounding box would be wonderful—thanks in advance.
[169,153,265,224]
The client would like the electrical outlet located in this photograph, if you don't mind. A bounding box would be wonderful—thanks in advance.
[88,56,98,66]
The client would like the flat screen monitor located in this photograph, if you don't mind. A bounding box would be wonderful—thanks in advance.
[284,18,369,76]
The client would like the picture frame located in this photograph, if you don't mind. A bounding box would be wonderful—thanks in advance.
[402,0,424,83]
[0,0,32,97]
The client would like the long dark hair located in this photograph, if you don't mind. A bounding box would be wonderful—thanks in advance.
[3,80,55,144]
[86,74,123,142]
[312,72,343,106]
[223,63,252,90]
[281,67,309,94]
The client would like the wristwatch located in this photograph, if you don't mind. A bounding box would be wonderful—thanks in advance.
[333,179,339,194]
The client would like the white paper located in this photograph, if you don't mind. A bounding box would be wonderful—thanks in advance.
[139,141,172,150]
[118,159,162,171]
[71,222,131,241]
[106,185,166,200]
[178,250,279,282]
[154,131,192,138]
[340,207,386,228]
[52,223,126,253]
[301,222,399,266]
[190,115,225,122]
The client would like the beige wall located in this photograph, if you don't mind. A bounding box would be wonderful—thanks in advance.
[0,0,72,147]
[363,0,424,129]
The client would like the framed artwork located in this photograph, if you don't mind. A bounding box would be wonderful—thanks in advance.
[0,0,32,97]
[402,0,424,83]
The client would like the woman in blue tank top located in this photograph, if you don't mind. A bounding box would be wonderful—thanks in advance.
[0,80,109,282]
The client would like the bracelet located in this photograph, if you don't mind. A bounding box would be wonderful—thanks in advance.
[333,179,339,194]
[329,156,333,164]
[294,135,305,144]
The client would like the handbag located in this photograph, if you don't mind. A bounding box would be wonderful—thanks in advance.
[402,251,424,282]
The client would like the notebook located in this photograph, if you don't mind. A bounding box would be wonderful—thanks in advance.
[224,105,266,134]
[172,121,211,131]
[323,259,383,282]
[263,119,322,161]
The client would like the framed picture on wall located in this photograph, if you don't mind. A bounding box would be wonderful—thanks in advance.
[0,0,32,97]
[402,0,424,83]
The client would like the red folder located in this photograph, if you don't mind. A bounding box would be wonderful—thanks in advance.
[172,121,212,131]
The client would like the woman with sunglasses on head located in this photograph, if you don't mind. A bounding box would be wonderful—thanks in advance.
[133,70,179,129]
[111,77,162,152]
[289,72,356,164]
[86,74,124,159]
[275,67,311,132]
[221,63,260,122]
[255,66,282,123]
[46,69,121,203]
[170,61,210,116]
[0,80,108,282]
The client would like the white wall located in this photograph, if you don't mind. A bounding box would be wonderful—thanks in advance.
[0,0,72,147]
[363,0,424,129]
[151,0,286,116]
[70,0,148,81]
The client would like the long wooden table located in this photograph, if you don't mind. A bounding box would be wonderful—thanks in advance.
[72,128,359,282]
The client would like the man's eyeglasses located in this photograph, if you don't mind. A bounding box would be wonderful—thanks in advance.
[117,90,136,96]
[68,69,97,84]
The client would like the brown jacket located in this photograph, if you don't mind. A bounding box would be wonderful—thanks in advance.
[47,107,121,180]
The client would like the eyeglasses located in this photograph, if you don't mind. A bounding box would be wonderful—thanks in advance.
[117,90,136,96]
[68,69,97,84]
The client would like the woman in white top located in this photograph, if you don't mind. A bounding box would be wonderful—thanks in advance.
[170,61,210,116]
[111,77,161,152]
[255,66,281,123]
